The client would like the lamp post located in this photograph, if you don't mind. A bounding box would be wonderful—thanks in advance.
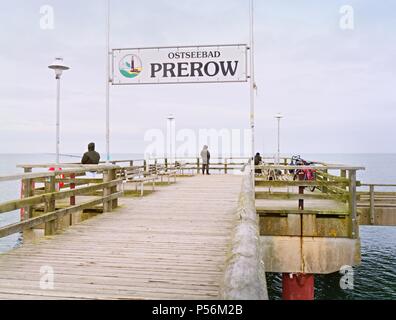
[48,57,70,164]
[167,114,175,164]
[275,113,283,164]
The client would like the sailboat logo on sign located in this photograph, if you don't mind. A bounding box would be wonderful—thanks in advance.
[119,54,142,79]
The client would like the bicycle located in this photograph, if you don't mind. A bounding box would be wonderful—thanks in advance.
[290,155,318,192]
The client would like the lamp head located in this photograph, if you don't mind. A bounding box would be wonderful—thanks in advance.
[275,113,283,120]
[48,57,70,79]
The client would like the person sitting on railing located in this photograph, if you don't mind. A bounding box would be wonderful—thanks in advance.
[254,152,262,174]
[81,142,100,165]
[81,142,101,178]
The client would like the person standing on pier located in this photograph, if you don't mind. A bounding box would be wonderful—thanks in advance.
[200,145,211,175]
[81,142,100,165]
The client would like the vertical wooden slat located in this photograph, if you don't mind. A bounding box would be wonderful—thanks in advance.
[70,173,76,206]
[348,169,358,238]
[22,167,34,220]
[197,157,200,174]
[369,185,375,225]
[322,169,328,193]
[103,169,112,212]
[44,176,57,236]
[341,169,347,191]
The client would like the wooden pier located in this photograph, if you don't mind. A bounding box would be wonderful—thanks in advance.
[0,157,395,300]
[0,159,266,300]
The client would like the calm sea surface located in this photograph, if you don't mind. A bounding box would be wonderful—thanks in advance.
[0,153,395,299]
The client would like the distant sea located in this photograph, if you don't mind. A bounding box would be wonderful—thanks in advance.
[0,153,395,300]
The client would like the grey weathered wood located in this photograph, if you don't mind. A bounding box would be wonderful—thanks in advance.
[0,175,242,300]
[349,170,358,238]
[221,170,268,300]
[44,176,57,236]
[369,185,375,225]
[0,180,122,215]
[0,193,122,239]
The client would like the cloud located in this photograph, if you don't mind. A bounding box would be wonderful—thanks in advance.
[0,0,395,154]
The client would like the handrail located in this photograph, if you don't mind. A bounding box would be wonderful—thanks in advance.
[360,183,396,187]
[221,163,268,300]
[0,165,119,182]
[0,166,123,239]
[257,164,365,170]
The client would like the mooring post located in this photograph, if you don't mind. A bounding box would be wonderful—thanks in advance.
[44,175,57,236]
[369,184,375,225]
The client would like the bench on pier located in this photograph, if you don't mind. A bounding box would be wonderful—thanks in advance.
[157,170,177,184]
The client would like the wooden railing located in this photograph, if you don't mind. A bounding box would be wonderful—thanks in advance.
[255,163,365,238]
[358,183,396,225]
[17,157,251,176]
[0,165,123,239]
[221,161,268,300]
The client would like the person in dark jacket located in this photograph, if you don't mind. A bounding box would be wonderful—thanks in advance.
[200,145,211,175]
[254,152,262,174]
[81,143,100,165]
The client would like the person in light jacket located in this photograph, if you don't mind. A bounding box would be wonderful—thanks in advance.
[200,145,211,175]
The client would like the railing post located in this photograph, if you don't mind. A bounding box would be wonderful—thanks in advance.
[70,173,76,206]
[284,158,288,175]
[22,167,34,220]
[103,168,117,212]
[197,157,200,174]
[369,185,375,225]
[322,169,328,193]
[348,169,358,238]
[44,175,57,236]
[224,158,228,174]
[298,171,305,210]
[21,178,33,221]
[341,169,347,191]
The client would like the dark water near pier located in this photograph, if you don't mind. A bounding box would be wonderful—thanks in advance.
[0,153,395,300]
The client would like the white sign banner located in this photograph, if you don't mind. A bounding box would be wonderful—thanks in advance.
[112,44,248,85]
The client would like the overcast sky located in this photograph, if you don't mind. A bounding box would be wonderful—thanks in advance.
[0,0,395,156]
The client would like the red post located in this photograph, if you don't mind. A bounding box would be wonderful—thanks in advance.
[70,173,76,206]
[282,273,314,300]
[282,172,314,300]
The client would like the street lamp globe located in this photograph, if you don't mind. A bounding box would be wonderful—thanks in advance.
[48,57,70,79]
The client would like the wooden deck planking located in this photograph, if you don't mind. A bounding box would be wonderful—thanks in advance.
[0,174,243,300]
